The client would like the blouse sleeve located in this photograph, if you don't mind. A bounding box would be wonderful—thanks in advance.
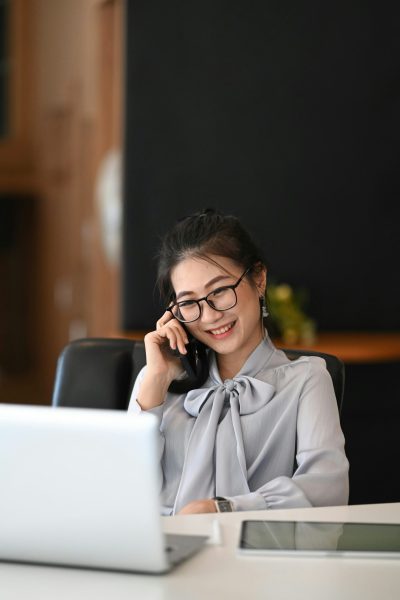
[127,366,165,425]
[127,366,166,492]
[226,358,349,511]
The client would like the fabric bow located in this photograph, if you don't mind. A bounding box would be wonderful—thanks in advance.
[173,359,275,513]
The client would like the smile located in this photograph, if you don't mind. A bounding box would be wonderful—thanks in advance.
[206,321,236,337]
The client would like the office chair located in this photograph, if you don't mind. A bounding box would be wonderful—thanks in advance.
[52,338,146,410]
[52,337,344,415]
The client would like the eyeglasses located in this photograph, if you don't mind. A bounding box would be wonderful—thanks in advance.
[167,267,251,323]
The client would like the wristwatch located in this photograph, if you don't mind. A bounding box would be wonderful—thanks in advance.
[213,496,233,512]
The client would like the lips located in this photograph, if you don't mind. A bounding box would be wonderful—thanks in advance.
[206,321,236,337]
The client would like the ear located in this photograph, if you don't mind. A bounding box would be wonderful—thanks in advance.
[253,264,267,296]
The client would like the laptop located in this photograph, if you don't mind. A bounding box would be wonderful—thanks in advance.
[0,404,207,573]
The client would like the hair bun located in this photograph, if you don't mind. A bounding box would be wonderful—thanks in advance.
[200,208,218,216]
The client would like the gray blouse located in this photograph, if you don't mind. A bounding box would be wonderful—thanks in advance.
[128,335,349,515]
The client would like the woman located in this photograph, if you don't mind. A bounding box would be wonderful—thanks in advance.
[129,209,349,515]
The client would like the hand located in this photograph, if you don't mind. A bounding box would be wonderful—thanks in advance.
[144,311,189,381]
[155,310,189,355]
[177,499,217,515]
[136,311,189,410]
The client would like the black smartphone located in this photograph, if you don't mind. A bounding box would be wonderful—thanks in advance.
[177,325,201,380]
[165,321,207,381]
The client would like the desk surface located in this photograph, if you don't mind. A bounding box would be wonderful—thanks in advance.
[2,503,400,600]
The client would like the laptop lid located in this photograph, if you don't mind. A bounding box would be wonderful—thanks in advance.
[0,404,170,573]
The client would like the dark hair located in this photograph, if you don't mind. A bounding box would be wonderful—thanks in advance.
[157,208,266,303]
[156,208,267,393]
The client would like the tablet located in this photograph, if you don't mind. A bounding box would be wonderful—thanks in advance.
[238,520,400,558]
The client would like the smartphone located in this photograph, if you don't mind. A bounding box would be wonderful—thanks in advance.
[178,325,202,380]
[165,321,208,383]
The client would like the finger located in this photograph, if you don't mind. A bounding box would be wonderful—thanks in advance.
[168,321,189,352]
[160,323,188,355]
[158,318,189,343]
[157,324,179,351]
[156,310,174,330]
[176,332,188,355]
[169,331,187,355]
[170,319,190,343]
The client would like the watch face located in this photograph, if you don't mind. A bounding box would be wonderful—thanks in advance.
[216,499,233,512]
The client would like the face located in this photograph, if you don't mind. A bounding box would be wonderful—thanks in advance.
[170,255,266,365]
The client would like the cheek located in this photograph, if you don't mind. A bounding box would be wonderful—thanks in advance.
[184,322,201,339]
[242,294,262,323]
[239,286,259,310]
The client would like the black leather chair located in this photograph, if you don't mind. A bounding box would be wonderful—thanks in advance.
[52,338,146,410]
[52,338,344,415]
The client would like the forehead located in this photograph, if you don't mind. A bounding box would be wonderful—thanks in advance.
[171,255,241,295]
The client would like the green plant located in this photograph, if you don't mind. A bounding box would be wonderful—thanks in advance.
[266,282,316,345]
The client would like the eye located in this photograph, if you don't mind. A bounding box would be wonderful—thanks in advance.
[210,286,229,298]
[178,300,197,308]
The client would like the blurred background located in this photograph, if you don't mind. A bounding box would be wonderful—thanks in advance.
[0,0,399,503]
[0,0,122,405]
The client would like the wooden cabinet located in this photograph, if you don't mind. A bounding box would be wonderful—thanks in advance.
[0,0,35,192]
[0,0,124,404]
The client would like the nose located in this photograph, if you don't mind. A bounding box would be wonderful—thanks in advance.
[199,300,224,324]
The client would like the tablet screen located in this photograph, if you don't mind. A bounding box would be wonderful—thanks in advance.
[239,521,400,556]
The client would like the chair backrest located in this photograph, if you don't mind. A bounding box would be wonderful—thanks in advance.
[280,348,345,416]
[52,338,344,416]
[52,338,146,410]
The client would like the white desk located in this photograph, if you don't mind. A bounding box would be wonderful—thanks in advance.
[2,503,400,600]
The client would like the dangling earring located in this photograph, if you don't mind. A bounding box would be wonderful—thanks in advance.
[259,296,269,318]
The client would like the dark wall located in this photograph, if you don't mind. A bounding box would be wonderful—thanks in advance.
[342,361,400,504]
[122,2,400,505]
[122,1,400,331]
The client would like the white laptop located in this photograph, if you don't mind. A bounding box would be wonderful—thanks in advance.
[0,404,207,573]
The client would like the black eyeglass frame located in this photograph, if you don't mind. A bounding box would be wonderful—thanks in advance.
[166,267,252,323]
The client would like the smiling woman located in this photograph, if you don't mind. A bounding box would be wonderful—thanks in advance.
[128,209,349,515]
[170,257,265,381]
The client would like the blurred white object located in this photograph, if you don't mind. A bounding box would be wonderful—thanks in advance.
[68,318,88,341]
[95,149,122,266]
[207,519,223,545]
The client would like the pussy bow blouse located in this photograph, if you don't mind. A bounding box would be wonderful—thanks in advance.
[128,335,349,515]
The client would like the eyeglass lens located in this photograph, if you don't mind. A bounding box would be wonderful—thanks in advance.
[172,287,237,322]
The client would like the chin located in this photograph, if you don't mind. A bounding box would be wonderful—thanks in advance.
[203,327,243,354]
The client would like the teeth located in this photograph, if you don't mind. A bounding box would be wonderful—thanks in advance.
[209,322,234,335]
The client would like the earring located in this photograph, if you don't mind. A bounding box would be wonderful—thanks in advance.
[260,296,269,318]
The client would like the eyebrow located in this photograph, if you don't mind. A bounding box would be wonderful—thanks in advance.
[175,274,232,300]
